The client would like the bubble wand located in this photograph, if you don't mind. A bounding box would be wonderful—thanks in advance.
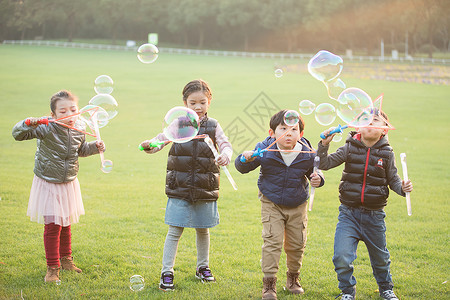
[204,135,238,191]
[308,156,320,211]
[138,134,208,151]
[24,108,100,137]
[400,153,412,216]
[91,113,113,173]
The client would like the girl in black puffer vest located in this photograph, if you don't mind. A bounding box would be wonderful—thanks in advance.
[140,79,233,291]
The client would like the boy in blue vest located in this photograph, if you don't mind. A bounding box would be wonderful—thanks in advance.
[235,109,324,300]
[317,109,413,300]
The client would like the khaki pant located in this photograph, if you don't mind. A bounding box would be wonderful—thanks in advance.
[259,191,308,277]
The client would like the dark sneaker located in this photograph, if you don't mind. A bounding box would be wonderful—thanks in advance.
[195,266,216,282]
[336,293,355,300]
[159,272,174,291]
[380,290,398,300]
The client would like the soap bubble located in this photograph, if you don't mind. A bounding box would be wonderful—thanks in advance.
[137,43,159,64]
[336,88,373,127]
[274,69,283,78]
[94,75,113,95]
[315,103,336,126]
[79,105,109,129]
[325,78,346,100]
[101,160,113,173]
[284,110,299,126]
[129,275,145,292]
[332,133,343,142]
[89,94,118,120]
[308,50,343,82]
[299,99,316,115]
[163,107,199,143]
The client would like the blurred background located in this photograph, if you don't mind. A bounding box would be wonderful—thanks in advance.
[1,0,449,58]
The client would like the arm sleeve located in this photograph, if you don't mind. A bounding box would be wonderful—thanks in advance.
[387,152,406,197]
[317,141,347,171]
[215,123,233,163]
[12,120,49,141]
[78,140,100,157]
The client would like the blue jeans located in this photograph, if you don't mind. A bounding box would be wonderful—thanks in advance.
[333,204,394,295]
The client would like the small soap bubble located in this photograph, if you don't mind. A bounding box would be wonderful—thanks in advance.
[298,100,316,115]
[94,75,114,95]
[332,133,343,142]
[101,160,113,173]
[284,110,300,126]
[129,275,144,292]
[137,43,159,64]
[315,103,336,126]
[274,69,283,78]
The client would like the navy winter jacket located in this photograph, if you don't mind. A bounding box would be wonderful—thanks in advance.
[235,137,324,207]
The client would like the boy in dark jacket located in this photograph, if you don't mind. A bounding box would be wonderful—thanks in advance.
[317,109,413,300]
[235,110,324,300]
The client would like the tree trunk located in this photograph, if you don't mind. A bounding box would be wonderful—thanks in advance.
[197,28,204,49]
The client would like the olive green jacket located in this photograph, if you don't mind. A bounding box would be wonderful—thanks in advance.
[12,119,99,183]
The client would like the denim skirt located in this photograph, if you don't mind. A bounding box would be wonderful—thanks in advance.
[164,197,219,228]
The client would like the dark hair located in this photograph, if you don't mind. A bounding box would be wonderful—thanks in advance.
[372,108,389,124]
[270,109,305,132]
[182,79,212,102]
[50,90,78,113]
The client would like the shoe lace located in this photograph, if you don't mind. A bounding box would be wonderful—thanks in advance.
[162,274,173,284]
[381,290,398,299]
[263,278,276,292]
[335,293,354,300]
[287,272,301,288]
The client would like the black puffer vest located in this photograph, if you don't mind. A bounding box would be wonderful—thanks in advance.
[339,132,393,209]
[165,116,220,202]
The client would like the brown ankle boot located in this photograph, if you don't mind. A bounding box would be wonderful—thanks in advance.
[286,271,304,294]
[60,256,82,273]
[45,266,60,282]
[262,277,277,300]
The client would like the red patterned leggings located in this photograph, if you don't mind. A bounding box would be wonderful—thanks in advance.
[44,223,72,266]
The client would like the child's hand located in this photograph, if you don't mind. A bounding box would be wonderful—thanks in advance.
[96,140,106,152]
[242,151,257,163]
[402,180,413,193]
[140,139,161,154]
[310,172,322,187]
[26,117,44,128]
[216,153,230,166]
[320,127,336,146]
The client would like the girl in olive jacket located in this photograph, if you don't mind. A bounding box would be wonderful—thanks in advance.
[12,90,104,283]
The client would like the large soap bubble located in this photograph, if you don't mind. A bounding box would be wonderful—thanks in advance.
[163,107,199,143]
[89,94,118,120]
[298,99,316,115]
[79,105,109,129]
[137,43,159,64]
[94,75,114,95]
[315,103,336,126]
[308,50,343,83]
[336,88,373,127]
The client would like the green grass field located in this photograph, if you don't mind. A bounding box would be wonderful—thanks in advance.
[0,45,449,299]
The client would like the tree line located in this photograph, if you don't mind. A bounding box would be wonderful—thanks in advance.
[1,0,449,57]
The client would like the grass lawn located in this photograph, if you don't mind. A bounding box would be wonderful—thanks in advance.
[0,44,449,299]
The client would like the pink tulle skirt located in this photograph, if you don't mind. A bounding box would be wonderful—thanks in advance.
[27,175,85,226]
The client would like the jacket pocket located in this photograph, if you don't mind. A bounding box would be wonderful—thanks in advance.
[167,171,177,189]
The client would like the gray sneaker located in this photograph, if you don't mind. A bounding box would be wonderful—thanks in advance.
[336,292,355,300]
[380,290,398,300]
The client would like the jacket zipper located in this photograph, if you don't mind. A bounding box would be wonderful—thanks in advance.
[361,148,371,204]
[64,128,71,182]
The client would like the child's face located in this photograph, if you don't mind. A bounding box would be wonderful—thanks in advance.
[269,123,301,150]
[359,115,388,141]
[51,99,79,126]
[184,91,210,119]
